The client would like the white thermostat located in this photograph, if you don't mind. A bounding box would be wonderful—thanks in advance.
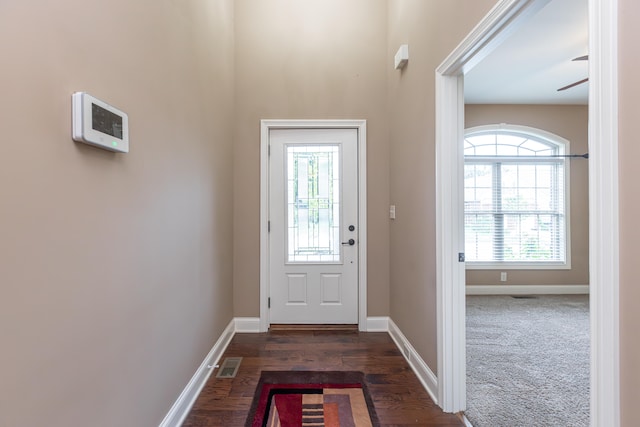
[72,92,129,153]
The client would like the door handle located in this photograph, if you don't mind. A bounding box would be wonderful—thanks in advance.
[342,239,356,246]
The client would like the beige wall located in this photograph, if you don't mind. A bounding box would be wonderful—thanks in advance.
[3,1,637,424]
[618,0,640,423]
[464,104,589,287]
[0,1,235,426]
[233,0,390,317]
[387,0,496,370]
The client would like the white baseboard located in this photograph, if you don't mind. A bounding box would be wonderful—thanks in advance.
[159,319,236,427]
[238,317,388,332]
[235,317,261,333]
[387,318,439,405]
[466,284,589,295]
[365,316,389,332]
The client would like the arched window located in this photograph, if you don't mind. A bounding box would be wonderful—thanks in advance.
[464,124,570,269]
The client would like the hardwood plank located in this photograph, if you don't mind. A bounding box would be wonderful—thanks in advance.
[182,330,464,427]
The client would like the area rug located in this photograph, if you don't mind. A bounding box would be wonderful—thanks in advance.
[245,371,379,427]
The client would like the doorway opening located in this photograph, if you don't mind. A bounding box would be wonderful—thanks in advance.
[435,0,619,425]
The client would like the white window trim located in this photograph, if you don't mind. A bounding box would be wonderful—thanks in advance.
[464,124,571,270]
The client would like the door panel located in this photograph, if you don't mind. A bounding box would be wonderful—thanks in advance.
[286,274,307,304]
[269,128,358,324]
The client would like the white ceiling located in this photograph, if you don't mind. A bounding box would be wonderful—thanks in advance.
[464,0,588,105]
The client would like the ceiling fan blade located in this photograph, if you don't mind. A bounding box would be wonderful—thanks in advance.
[573,55,589,61]
[557,78,589,92]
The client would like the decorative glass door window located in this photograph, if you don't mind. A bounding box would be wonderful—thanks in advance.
[286,145,341,263]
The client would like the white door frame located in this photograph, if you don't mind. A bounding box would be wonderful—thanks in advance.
[435,1,619,426]
[260,120,368,332]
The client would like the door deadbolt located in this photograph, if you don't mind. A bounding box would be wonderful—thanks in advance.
[348,225,355,231]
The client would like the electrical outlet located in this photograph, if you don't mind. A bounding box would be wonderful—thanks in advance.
[500,272,507,282]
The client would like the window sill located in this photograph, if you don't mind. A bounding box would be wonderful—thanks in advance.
[466,262,571,270]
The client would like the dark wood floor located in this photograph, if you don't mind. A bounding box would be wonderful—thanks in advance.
[182,328,465,426]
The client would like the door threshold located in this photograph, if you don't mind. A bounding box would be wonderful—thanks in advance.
[269,324,358,331]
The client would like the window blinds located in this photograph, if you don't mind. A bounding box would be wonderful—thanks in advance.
[463,128,568,267]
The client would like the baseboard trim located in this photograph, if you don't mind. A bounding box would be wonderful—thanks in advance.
[366,316,389,332]
[235,317,261,333]
[159,319,236,427]
[466,284,589,295]
[388,318,439,405]
[236,317,388,332]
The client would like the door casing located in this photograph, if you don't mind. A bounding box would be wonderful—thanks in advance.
[260,120,368,332]
[435,0,619,425]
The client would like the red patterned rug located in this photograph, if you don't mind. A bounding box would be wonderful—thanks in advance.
[245,371,379,427]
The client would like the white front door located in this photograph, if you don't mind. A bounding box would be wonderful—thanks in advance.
[269,128,359,324]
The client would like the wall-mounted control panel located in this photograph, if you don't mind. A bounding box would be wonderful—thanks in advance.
[72,92,129,153]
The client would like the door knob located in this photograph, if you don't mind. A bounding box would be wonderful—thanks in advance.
[342,239,356,246]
